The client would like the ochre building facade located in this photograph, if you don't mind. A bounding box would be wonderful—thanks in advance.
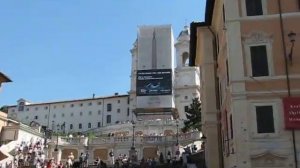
[190,0,300,167]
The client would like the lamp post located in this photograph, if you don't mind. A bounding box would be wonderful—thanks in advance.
[175,120,180,158]
[176,120,179,146]
[54,124,60,152]
[43,128,51,158]
[288,31,296,65]
[43,128,48,147]
[129,120,137,164]
[200,135,207,168]
[52,120,54,131]
[200,135,207,148]
[131,120,136,150]
[62,122,66,135]
[287,31,298,168]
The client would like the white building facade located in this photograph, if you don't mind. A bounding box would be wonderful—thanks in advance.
[7,95,132,133]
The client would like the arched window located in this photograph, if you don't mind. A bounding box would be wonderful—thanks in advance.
[88,123,91,128]
[79,123,82,129]
[182,52,189,66]
[18,102,25,111]
[70,124,73,130]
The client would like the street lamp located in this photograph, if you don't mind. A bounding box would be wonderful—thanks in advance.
[129,120,137,164]
[288,31,296,65]
[43,128,48,142]
[62,122,66,135]
[200,135,207,150]
[43,128,51,157]
[175,120,180,157]
[52,120,55,131]
[287,31,298,168]
[131,120,136,150]
[200,134,207,168]
[176,120,179,146]
[54,124,60,152]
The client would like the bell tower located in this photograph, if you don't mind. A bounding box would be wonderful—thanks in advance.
[175,25,190,68]
[174,26,201,119]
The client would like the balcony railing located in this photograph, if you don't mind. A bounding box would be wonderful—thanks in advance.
[88,131,200,145]
[51,137,88,146]
[51,131,200,146]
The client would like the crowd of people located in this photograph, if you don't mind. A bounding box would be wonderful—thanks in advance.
[13,139,46,168]
[0,139,70,168]
[0,141,199,168]
[111,157,184,168]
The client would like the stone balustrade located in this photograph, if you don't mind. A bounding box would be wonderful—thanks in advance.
[51,137,88,146]
[55,131,202,146]
[83,120,185,136]
[50,131,200,146]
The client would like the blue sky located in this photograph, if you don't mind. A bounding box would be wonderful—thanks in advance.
[0,0,205,106]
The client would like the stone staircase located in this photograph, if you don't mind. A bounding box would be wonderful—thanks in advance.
[0,141,17,166]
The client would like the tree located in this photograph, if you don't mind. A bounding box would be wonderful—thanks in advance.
[182,98,202,133]
[0,106,8,112]
[87,132,96,139]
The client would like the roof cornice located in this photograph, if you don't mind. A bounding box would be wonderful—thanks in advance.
[0,72,12,83]
[189,0,215,66]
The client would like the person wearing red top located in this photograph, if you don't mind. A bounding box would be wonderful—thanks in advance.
[47,159,53,168]
[58,161,64,168]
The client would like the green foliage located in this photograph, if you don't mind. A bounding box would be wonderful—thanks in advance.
[52,132,68,136]
[182,98,202,133]
[87,132,96,139]
[0,106,8,112]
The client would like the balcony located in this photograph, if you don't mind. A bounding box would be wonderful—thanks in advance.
[88,131,201,146]
[50,137,88,146]
[49,121,201,147]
